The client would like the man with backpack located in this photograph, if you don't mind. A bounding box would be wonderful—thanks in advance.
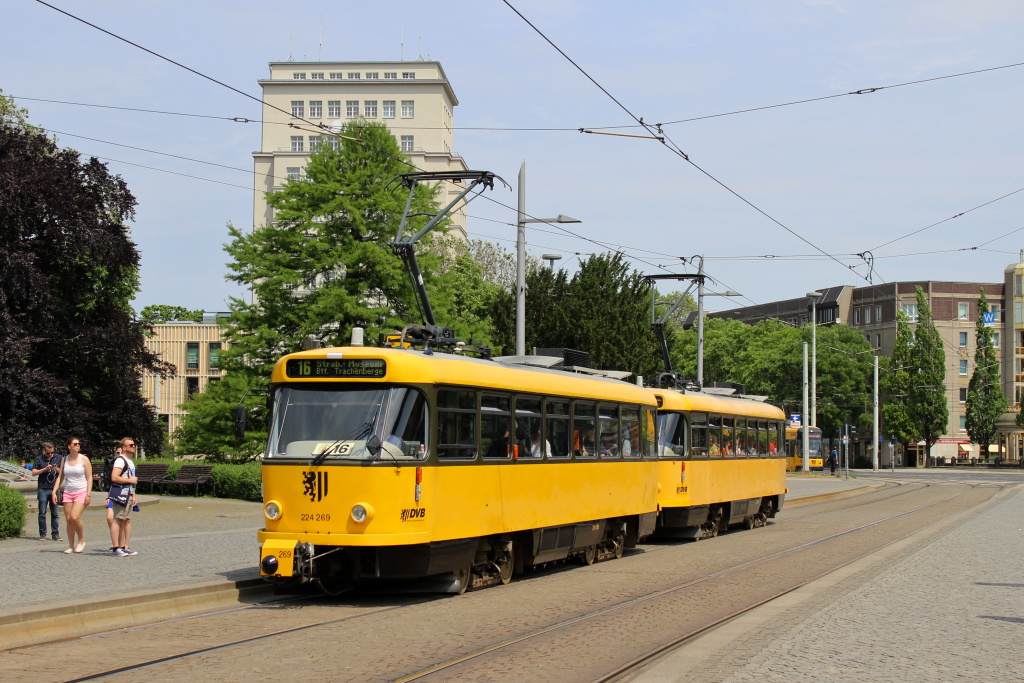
[827,448,839,476]
[108,438,139,556]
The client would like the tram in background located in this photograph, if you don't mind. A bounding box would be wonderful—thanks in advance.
[253,344,660,594]
[784,425,823,471]
[654,390,788,539]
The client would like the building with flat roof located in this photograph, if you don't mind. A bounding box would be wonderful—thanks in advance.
[253,61,469,237]
[710,263,1024,465]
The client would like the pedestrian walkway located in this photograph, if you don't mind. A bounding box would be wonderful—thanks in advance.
[635,481,1023,682]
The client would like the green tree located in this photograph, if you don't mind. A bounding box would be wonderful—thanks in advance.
[966,289,1005,462]
[881,311,919,463]
[171,372,266,461]
[222,120,443,374]
[0,102,169,459]
[909,286,948,467]
[140,305,204,324]
[494,253,660,376]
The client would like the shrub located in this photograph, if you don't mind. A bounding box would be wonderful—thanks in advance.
[0,484,27,538]
[211,461,262,502]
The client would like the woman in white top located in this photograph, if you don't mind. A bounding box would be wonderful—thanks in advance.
[53,436,92,554]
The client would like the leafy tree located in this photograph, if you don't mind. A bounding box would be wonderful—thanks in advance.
[494,253,660,376]
[171,372,266,461]
[0,89,39,133]
[0,103,169,459]
[881,311,919,463]
[909,286,948,467]
[221,120,442,374]
[966,290,1005,462]
[467,239,534,290]
[140,305,204,325]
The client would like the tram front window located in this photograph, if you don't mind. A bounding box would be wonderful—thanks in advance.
[267,385,428,461]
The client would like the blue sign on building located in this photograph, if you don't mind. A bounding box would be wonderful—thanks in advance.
[983,312,996,325]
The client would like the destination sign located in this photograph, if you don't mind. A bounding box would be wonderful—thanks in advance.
[285,358,386,379]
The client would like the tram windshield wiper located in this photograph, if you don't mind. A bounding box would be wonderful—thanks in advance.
[311,421,374,466]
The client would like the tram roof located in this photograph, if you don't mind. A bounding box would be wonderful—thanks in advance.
[653,388,786,419]
[270,346,656,404]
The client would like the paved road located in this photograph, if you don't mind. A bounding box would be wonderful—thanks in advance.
[634,471,1024,682]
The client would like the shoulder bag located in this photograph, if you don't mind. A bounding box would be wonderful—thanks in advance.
[54,457,67,505]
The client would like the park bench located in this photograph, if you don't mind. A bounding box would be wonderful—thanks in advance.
[91,460,107,490]
[135,463,170,493]
[157,464,215,497]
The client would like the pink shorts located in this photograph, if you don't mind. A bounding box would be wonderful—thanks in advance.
[62,490,88,503]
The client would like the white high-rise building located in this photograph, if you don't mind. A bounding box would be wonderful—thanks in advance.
[253,61,469,236]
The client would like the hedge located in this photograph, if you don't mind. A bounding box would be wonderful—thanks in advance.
[156,460,262,502]
[0,484,27,538]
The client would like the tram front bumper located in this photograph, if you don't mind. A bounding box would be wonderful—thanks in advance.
[260,539,298,577]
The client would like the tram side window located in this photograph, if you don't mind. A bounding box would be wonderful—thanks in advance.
[515,396,544,459]
[380,388,428,459]
[573,401,597,457]
[621,406,640,458]
[481,393,513,459]
[546,399,571,458]
[734,418,748,456]
[708,415,722,456]
[757,419,769,458]
[722,417,736,457]
[659,412,685,456]
[437,389,477,459]
[690,412,708,457]
[598,403,621,457]
[641,408,657,457]
[771,422,782,456]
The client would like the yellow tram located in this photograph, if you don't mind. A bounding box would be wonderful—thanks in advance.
[256,345,660,594]
[653,389,788,539]
[784,425,823,471]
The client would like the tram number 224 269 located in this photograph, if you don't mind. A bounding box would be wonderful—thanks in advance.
[300,513,332,522]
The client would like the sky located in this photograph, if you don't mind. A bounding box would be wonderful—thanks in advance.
[6,0,1024,316]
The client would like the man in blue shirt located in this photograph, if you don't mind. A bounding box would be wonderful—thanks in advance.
[33,442,62,540]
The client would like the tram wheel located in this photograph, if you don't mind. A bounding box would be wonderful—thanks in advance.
[454,565,473,595]
[611,527,625,560]
[581,544,597,566]
[497,543,514,585]
[316,574,351,597]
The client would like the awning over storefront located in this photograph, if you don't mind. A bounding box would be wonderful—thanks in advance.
[988,444,1002,452]
[958,444,972,453]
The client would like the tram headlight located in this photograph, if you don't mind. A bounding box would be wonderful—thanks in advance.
[264,500,282,520]
[351,502,374,523]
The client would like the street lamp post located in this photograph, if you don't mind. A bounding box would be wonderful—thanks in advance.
[542,254,562,270]
[516,162,580,356]
[806,290,824,427]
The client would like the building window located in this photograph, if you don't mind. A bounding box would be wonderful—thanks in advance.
[366,72,378,79]
[1017,301,1022,324]
[959,359,968,375]
[346,101,359,118]
[384,72,397,79]
[290,136,304,152]
[959,332,968,347]
[186,377,200,398]
[186,343,200,369]
[875,334,881,347]
[876,305,883,322]
[382,100,396,118]
[1016,274,1023,296]
[993,332,1000,348]
[308,135,322,149]
[327,101,341,118]
[864,307,871,324]
[958,303,969,320]
[400,135,414,152]
[347,72,360,79]
[854,309,861,325]
[865,334,870,343]
[959,415,967,430]
[291,101,304,118]
[959,387,967,403]
[402,72,416,79]
[902,304,918,322]
[292,73,306,80]
[209,343,222,368]
[309,101,322,118]
[286,167,301,181]
[990,304,1001,321]
[401,100,415,118]
[364,101,377,118]
[329,72,343,79]
[311,72,324,80]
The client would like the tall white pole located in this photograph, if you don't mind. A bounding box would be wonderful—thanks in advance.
[810,298,818,427]
[696,258,705,387]
[516,162,526,357]
[872,354,879,470]
[802,342,810,472]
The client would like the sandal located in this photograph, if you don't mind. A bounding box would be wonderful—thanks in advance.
[63,548,73,554]
[74,542,85,553]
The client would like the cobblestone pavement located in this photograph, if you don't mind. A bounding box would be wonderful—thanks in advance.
[634,482,1024,682]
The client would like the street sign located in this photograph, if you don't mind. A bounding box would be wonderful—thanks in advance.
[983,312,996,326]
[842,436,850,444]
[790,414,801,427]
